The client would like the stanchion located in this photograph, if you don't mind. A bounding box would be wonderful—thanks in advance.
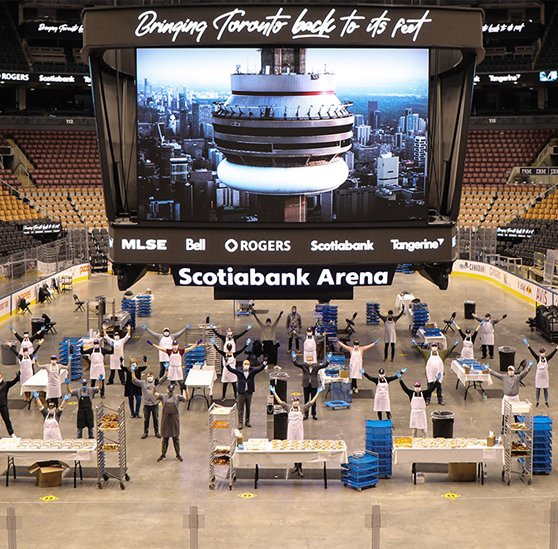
[184,505,205,549]
[549,500,558,549]
[0,507,20,549]
[365,503,382,549]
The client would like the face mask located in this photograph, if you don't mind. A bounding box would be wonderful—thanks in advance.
[114,335,120,340]
[163,332,170,337]
[147,376,154,383]
[508,371,514,376]
[380,375,386,381]
[227,331,233,337]
[243,366,250,372]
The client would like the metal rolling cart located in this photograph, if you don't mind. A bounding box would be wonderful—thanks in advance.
[502,399,533,485]
[209,402,237,490]
[96,401,129,490]
[187,323,221,372]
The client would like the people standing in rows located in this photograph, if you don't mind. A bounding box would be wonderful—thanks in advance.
[292,351,330,420]
[132,365,163,439]
[399,376,441,438]
[81,338,114,398]
[7,339,43,402]
[141,324,190,377]
[121,357,147,419]
[361,367,406,420]
[412,339,459,406]
[209,322,251,355]
[0,371,20,438]
[270,385,324,477]
[213,340,248,400]
[286,306,302,355]
[335,338,379,394]
[524,338,558,407]
[226,358,267,429]
[379,307,404,362]
[153,382,189,462]
[103,325,131,385]
[453,320,481,360]
[69,379,98,439]
[40,354,69,406]
[148,338,203,390]
[251,310,283,365]
[35,392,71,440]
[472,312,507,360]
[10,326,45,355]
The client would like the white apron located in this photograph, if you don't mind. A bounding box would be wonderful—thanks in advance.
[19,357,34,385]
[224,336,236,354]
[480,322,494,346]
[43,416,62,440]
[287,409,304,441]
[221,355,237,383]
[373,381,390,412]
[349,348,363,379]
[535,359,549,389]
[46,365,62,399]
[384,319,397,344]
[303,337,317,364]
[425,353,444,383]
[168,351,183,381]
[460,339,474,360]
[501,393,520,415]
[107,335,129,370]
[89,349,105,380]
[158,335,173,362]
[410,393,427,430]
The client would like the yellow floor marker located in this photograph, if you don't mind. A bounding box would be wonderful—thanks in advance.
[39,495,58,502]
[238,492,257,499]
[442,492,460,500]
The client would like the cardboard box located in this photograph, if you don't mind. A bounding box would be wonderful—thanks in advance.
[448,462,477,482]
[28,460,69,487]
[339,369,349,379]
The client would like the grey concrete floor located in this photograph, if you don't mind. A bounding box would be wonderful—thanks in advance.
[0,270,555,548]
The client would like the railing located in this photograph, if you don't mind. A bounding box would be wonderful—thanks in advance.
[213,102,353,121]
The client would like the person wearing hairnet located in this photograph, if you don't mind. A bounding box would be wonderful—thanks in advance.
[69,379,98,439]
[81,338,114,398]
[103,324,131,385]
[453,320,481,360]
[35,392,71,439]
[361,367,406,420]
[379,307,404,362]
[141,324,191,377]
[335,338,379,394]
[399,374,441,438]
[472,312,507,360]
[524,338,558,407]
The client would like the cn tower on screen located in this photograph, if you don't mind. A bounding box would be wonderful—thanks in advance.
[212,47,354,197]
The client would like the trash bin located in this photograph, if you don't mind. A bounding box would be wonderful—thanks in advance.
[464,301,476,319]
[31,317,45,337]
[269,373,288,403]
[431,410,455,438]
[1,342,17,365]
[499,346,516,372]
[273,406,288,440]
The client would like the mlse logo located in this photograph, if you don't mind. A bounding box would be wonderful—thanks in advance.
[121,238,167,251]
[185,238,206,251]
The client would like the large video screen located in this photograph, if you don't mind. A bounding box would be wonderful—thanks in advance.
[136,47,429,224]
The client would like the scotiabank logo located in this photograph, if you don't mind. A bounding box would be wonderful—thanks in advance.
[391,238,444,252]
[310,239,374,252]
[224,239,291,253]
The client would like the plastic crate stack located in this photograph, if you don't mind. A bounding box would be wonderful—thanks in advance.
[533,415,552,474]
[315,304,338,338]
[341,450,379,490]
[365,419,393,478]
[121,296,136,328]
[186,324,221,372]
[411,303,429,337]
[327,353,345,375]
[183,346,206,378]
[366,302,381,325]
[135,294,152,317]
[58,337,83,380]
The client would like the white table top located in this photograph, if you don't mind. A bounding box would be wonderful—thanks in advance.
[451,360,493,385]
[394,444,503,464]
[0,439,96,461]
[318,370,350,385]
[185,369,215,388]
[21,369,68,395]
[395,293,415,312]
[417,328,447,350]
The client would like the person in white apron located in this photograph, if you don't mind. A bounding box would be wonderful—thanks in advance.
[413,339,459,405]
[149,339,203,387]
[41,355,68,406]
[103,325,131,385]
[361,367,406,420]
[472,312,507,359]
[302,328,320,364]
[336,338,379,393]
[399,377,440,438]
[379,308,404,362]
[271,385,324,476]
[453,321,481,360]
[524,339,558,407]
[81,339,114,398]
[35,393,71,440]
[10,327,44,355]
[213,341,249,399]
[209,323,251,355]
[486,363,533,432]
[7,340,43,402]
[142,324,191,377]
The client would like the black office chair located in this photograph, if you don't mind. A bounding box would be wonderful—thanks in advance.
[17,297,32,315]
[442,311,457,333]
[73,294,85,312]
[42,313,57,334]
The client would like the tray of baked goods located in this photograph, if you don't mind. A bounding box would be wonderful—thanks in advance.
[511,441,530,456]
[99,442,120,452]
[0,438,96,452]
[99,413,120,431]
[269,439,346,451]
[409,437,486,449]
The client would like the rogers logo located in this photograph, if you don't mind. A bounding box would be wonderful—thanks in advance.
[224,239,291,253]
[391,238,444,252]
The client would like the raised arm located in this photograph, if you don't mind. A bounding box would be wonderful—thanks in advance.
[234,327,250,341]
[487,368,505,381]
[6,343,19,358]
[399,378,414,398]
[143,326,163,339]
[210,327,226,343]
[33,339,44,355]
[272,311,283,329]
[360,339,380,352]
[393,308,405,322]
[335,339,352,352]
[233,344,248,358]
[270,385,286,408]
[171,326,189,339]
[6,372,20,389]
[547,347,558,362]
[440,342,458,361]
[213,345,226,358]
[251,312,265,329]
[148,341,167,353]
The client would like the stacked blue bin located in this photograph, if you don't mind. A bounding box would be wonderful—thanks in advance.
[533,415,552,474]
[136,294,152,317]
[366,302,381,325]
[365,419,393,478]
[411,303,429,336]
[121,296,136,328]
[59,337,83,380]
[315,304,338,338]
[183,346,206,378]
[341,451,379,491]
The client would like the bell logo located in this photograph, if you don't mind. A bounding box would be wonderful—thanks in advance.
[185,238,206,251]
[121,238,167,251]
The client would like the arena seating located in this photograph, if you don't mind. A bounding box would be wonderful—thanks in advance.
[0,221,45,259]
[497,219,558,266]
[0,3,28,72]
[535,8,558,71]
[0,189,42,222]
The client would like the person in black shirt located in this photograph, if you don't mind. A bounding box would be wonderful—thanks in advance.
[0,371,20,437]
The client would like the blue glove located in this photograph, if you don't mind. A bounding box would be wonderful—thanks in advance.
[412,338,416,345]
[141,325,147,330]
[147,340,153,346]
[317,385,325,394]
[197,339,203,345]
[455,339,460,346]
[528,360,534,368]
[334,337,339,343]
[246,338,251,345]
[269,385,276,394]
[33,391,39,399]
[64,377,70,385]
[360,369,365,374]
[131,364,136,372]
[211,338,216,345]
[482,363,489,371]
[291,351,297,359]
[452,320,456,325]
[374,338,380,345]
[99,374,104,381]
[480,320,485,326]
[396,370,402,379]
[247,324,252,330]
[209,322,214,329]
[327,352,332,360]
[164,363,169,370]
[401,368,407,374]
[523,338,528,345]
[64,393,71,402]
[8,325,13,331]
[436,372,442,381]
[186,324,192,330]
